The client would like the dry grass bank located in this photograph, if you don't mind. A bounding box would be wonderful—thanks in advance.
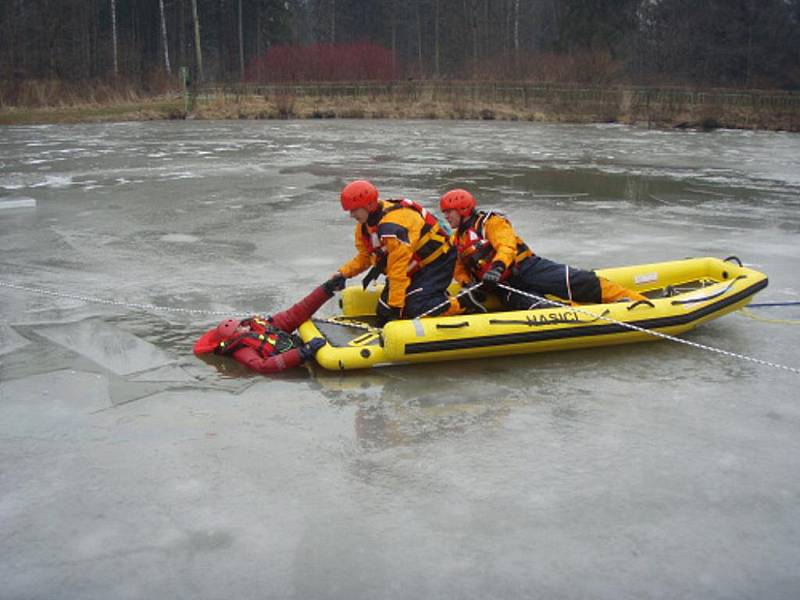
[2,83,799,132]
[0,97,185,125]
[187,87,800,131]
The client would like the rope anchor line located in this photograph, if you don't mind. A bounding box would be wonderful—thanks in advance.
[2,278,798,376]
[0,280,238,318]
[490,281,800,376]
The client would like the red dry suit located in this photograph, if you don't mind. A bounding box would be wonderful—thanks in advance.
[193,285,330,374]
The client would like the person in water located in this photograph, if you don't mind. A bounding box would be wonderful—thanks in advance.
[331,179,483,326]
[193,276,345,374]
[439,188,649,309]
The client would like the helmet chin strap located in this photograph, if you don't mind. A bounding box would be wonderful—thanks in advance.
[457,210,475,233]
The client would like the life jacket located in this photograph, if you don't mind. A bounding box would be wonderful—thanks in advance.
[193,316,298,358]
[360,199,451,276]
[454,211,533,281]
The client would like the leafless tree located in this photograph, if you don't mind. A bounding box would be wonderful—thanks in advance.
[159,0,172,75]
[238,0,244,79]
[191,0,203,79]
[111,0,118,76]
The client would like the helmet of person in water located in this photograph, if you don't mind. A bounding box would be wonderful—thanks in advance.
[439,188,476,218]
[340,180,379,212]
[216,318,241,340]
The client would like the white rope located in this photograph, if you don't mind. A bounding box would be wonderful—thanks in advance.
[313,315,376,332]
[414,282,485,319]
[1,279,381,332]
[0,280,241,318]
[496,281,800,376]
[4,278,797,375]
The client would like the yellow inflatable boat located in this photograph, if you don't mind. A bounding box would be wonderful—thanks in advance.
[298,256,768,371]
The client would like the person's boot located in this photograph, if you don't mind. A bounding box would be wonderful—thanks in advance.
[458,289,488,314]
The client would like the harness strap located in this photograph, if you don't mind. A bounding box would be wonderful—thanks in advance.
[214,319,295,356]
[364,199,450,278]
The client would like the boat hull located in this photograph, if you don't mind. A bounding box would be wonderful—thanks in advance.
[298,257,768,371]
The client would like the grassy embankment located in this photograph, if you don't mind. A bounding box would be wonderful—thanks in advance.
[2,81,799,131]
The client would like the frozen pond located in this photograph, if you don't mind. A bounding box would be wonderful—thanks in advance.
[2,120,800,599]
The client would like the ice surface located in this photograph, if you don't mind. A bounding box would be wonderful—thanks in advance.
[1,121,799,599]
[0,322,30,355]
[0,369,110,432]
[34,318,176,375]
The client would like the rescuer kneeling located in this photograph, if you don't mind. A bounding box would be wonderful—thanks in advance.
[439,188,648,309]
[331,180,482,327]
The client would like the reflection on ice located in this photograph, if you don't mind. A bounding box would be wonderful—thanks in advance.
[35,318,176,376]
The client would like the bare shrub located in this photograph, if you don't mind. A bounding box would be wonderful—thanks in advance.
[450,94,470,119]
[339,107,365,118]
[274,88,296,117]
[246,42,396,83]
[496,51,625,85]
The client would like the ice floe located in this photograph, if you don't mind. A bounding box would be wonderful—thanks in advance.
[34,318,176,376]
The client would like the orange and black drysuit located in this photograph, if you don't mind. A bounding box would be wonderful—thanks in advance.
[339,199,459,322]
[452,211,647,309]
[192,285,330,374]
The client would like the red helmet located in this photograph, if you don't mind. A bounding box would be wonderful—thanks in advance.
[440,189,476,218]
[216,318,241,340]
[340,180,379,212]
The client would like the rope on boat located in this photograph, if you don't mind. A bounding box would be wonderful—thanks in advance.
[313,316,376,332]
[415,282,487,319]
[494,281,800,376]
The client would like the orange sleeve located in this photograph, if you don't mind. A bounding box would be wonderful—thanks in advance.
[484,215,519,268]
[338,224,373,278]
[383,238,413,308]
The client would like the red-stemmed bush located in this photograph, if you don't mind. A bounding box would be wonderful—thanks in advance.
[246,42,396,83]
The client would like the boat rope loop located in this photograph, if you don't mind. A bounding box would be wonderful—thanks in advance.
[493,281,800,376]
[0,280,240,318]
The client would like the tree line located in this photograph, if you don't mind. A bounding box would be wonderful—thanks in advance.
[1,0,799,90]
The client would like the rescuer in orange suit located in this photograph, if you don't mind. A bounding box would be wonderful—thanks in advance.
[331,180,484,326]
[192,277,344,374]
[439,188,649,309]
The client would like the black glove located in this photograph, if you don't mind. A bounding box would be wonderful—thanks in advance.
[298,337,326,360]
[375,304,403,327]
[322,273,346,296]
[482,261,506,286]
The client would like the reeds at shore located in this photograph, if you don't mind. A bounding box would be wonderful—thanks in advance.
[2,79,799,131]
